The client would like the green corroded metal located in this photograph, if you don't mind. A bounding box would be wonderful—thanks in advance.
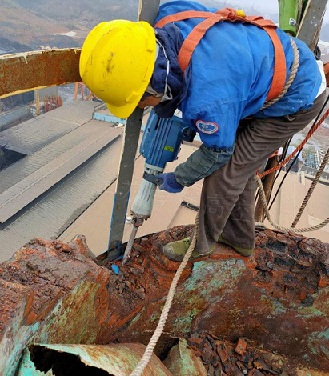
[16,348,48,376]
[261,295,287,316]
[1,232,329,374]
[17,344,172,376]
[172,308,200,334]
[184,260,246,294]
[33,281,102,345]
[1,318,40,376]
[167,259,247,334]
[1,272,111,376]
[163,339,207,376]
[297,305,325,319]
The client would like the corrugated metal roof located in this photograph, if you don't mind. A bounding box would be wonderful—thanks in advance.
[0,100,127,261]
[0,119,119,194]
[0,101,96,154]
[0,123,122,223]
[0,133,123,261]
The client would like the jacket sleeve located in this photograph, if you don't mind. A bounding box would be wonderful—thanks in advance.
[174,100,242,186]
[174,144,234,186]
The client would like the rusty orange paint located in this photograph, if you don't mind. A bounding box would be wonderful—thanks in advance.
[318,275,329,288]
[1,230,329,375]
[0,48,82,98]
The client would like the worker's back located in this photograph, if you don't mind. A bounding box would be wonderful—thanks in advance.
[155,1,322,149]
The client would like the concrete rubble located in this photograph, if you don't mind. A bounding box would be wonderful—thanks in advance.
[0,226,328,375]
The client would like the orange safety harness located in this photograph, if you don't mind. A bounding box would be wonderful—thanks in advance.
[154,8,287,102]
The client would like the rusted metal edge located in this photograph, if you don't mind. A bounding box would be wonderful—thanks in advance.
[17,344,172,376]
[0,48,82,98]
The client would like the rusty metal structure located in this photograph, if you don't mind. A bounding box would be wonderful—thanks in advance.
[0,228,329,375]
[0,0,329,375]
[0,49,81,99]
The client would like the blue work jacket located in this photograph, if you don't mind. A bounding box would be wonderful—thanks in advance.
[155,0,322,150]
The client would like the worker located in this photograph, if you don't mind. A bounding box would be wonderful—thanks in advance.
[80,0,327,261]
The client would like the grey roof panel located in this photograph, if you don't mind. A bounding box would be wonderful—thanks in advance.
[0,125,122,222]
[0,120,114,193]
[0,132,123,262]
[0,101,97,154]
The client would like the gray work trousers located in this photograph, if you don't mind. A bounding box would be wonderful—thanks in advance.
[196,91,327,253]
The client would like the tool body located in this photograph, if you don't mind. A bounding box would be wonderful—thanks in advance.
[122,110,195,264]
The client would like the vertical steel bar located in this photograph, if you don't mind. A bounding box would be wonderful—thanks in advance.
[107,0,160,254]
[297,0,328,49]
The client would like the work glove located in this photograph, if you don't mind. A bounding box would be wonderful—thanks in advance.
[155,172,184,193]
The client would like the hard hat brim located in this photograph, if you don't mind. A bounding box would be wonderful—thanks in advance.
[105,101,139,119]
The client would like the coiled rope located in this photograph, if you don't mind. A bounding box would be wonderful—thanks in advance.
[130,214,199,376]
[256,174,329,232]
[261,39,299,110]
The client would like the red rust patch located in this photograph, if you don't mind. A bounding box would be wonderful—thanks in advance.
[235,338,248,355]
[188,332,301,375]
[1,226,328,372]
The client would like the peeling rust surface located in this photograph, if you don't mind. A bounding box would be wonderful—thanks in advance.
[0,227,329,375]
[103,227,329,370]
[187,332,308,376]
[0,48,81,98]
[99,226,195,333]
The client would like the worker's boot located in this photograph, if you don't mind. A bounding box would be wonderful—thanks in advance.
[218,235,253,257]
[162,237,213,262]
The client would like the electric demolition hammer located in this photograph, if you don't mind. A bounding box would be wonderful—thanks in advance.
[122,109,195,264]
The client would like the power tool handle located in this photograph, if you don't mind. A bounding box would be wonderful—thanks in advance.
[142,172,163,186]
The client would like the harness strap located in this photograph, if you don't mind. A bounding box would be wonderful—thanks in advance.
[154,8,287,102]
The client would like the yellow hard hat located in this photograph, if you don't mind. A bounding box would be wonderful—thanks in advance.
[79,20,157,118]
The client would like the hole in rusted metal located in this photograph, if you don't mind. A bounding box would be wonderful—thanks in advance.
[155,336,179,361]
[30,346,112,376]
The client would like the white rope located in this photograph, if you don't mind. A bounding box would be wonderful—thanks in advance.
[261,39,299,110]
[130,215,199,376]
[256,175,329,232]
